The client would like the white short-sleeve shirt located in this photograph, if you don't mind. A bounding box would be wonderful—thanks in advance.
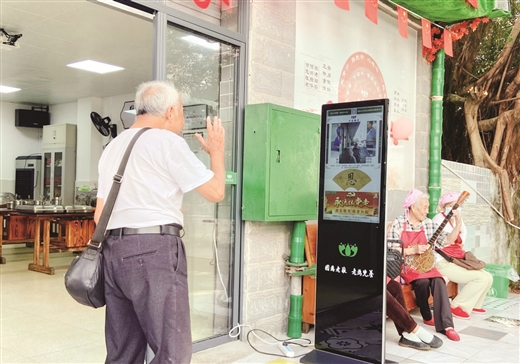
[97,128,213,229]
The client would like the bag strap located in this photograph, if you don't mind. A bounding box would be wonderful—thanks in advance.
[434,247,454,263]
[90,128,150,245]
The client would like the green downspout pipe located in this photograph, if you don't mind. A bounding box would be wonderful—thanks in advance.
[287,221,305,338]
[427,49,445,218]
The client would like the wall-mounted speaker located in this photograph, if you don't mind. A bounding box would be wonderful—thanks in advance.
[15,109,50,128]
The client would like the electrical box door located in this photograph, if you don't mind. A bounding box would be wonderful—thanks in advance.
[242,103,320,221]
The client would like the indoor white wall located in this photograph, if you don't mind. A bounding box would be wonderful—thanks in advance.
[49,102,78,125]
[0,102,43,194]
[75,93,136,190]
[103,92,135,135]
[77,97,103,189]
[1,92,136,198]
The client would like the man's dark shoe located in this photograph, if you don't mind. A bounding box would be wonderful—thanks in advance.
[398,336,431,350]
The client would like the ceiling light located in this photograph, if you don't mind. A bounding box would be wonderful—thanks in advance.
[181,35,220,50]
[67,60,124,74]
[0,85,21,93]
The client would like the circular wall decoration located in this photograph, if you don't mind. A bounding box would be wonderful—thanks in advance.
[338,52,387,102]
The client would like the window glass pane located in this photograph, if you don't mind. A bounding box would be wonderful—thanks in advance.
[165,0,239,32]
[166,24,238,342]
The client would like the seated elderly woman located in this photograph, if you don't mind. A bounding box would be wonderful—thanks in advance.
[388,189,460,341]
[432,192,493,319]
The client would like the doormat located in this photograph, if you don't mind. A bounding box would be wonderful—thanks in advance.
[486,316,520,327]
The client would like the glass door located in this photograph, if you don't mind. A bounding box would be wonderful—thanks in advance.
[53,151,63,199]
[166,24,238,343]
[42,152,52,200]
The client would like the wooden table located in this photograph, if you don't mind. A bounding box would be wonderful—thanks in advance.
[0,208,35,264]
[16,212,95,275]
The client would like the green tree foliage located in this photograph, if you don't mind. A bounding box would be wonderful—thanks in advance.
[442,0,520,272]
[443,0,520,187]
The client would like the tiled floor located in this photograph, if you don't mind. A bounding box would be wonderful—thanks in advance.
[191,294,520,364]
[1,244,519,363]
[383,295,520,364]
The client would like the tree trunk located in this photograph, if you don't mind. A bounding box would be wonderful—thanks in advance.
[464,98,515,221]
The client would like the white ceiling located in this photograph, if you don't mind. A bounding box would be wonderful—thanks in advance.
[0,0,154,107]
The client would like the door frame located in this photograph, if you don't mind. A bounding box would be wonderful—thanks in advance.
[122,0,248,351]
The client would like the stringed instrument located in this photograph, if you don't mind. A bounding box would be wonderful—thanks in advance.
[407,191,470,273]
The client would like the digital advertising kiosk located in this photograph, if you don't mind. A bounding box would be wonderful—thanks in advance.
[302,99,389,363]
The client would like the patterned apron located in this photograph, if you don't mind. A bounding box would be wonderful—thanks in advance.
[400,222,442,284]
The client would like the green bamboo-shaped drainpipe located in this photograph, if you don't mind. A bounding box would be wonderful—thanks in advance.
[428,49,445,218]
[287,221,305,338]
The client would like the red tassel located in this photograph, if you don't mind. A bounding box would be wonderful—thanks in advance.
[365,0,378,25]
[220,0,232,13]
[422,18,432,48]
[334,0,350,11]
[444,30,453,57]
[193,0,211,9]
[398,6,408,39]
[467,0,478,9]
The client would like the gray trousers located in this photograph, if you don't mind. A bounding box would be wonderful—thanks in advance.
[411,277,454,332]
[103,233,192,364]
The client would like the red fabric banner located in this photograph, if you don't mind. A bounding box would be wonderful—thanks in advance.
[193,0,211,9]
[365,0,378,25]
[422,18,432,48]
[334,0,350,11]
[194,0,231,10]
[467,0,479,9]
[444,29,453,57]
[398,6,408,39]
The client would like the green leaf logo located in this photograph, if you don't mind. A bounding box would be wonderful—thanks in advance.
[338,243,358,257]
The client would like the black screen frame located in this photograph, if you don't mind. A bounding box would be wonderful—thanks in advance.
[314,99,389,364]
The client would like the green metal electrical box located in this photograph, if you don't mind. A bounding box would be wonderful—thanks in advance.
[242,103,320,221]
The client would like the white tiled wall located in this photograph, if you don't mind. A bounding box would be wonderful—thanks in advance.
[440,160,506,265]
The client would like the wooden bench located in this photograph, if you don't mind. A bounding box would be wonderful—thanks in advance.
[402,281,458,311]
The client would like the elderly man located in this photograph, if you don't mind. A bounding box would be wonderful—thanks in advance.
[95,80,225,363]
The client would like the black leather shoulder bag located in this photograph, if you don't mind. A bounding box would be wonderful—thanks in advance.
[64,128,150,308]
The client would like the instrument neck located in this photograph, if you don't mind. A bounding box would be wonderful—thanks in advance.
[429,207,457,247]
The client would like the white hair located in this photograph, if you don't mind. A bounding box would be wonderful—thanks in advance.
[413,193,430,207]
[134,80,181,117]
